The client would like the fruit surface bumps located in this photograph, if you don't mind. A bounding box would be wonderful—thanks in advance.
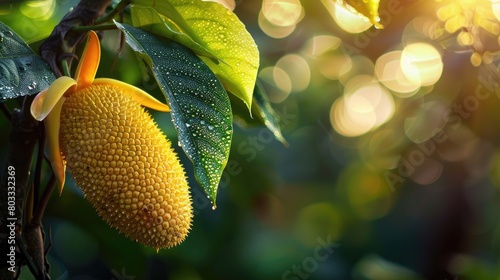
[59,84,192,249]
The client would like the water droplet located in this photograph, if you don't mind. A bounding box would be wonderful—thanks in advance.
[27,81,37,91]
[186,123,191,127]
[212,205,217,210]
[208,125,214,130]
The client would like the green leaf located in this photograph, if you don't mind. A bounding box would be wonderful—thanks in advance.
[130,0,259,111]
[0,22,55,102]
[339,0,383,28]
[129,6,216,60]
[253,83,288,146]
[115,22,232,206]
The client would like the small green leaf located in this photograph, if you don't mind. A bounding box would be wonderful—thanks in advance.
[0,22,55,102]
[116,22,232,206]
[130,0,259,111]
[253,83,288,146]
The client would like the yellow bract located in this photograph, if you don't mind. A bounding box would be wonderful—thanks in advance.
[31,31,171,192]
[30,31,193,249]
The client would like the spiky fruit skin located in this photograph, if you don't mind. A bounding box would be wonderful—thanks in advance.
[59,84,193,249]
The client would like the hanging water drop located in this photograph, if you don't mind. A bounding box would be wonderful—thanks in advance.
[27,81,37,91]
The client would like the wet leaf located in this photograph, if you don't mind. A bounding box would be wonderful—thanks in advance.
[130,0,259,111]
[116,22,232,206]
[253,83,288,146]
[129,6,216,60]
[340,0,383,28]
[0,22,55,102]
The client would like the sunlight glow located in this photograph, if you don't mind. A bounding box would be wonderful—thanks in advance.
[258,0,304,38]
[258,67,292,103]
[331,77,395,137]
[494,0,500,22]
[400,43,443,87]
[331,98,373,137]
[20,0,55,20]
[375,51,420,97]
[273,67,292,95]
[301,35,342,57]
[317,53,352,80]
[276,54,311,92]
[339,56,374,86]
[262,0,303,27]
[258,10,296,38]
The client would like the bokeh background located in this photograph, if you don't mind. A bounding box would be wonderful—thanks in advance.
[2,0,500,279]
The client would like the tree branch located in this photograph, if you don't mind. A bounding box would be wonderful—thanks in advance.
[0,96,40,280]
[39,0,113,76]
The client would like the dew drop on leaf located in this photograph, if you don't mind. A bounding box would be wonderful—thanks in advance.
[27,81,36,90]
[116,22,232,206]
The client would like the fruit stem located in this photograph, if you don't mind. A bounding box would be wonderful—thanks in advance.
[72,23,118,32]
[95,0,131,25]
[61,59,71,77]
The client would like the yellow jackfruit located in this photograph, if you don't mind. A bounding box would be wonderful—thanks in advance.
[59,84,193,249]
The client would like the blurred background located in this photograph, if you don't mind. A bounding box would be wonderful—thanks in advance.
[1,0,500,279]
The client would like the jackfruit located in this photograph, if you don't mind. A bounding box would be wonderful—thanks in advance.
[59,83,193,249]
